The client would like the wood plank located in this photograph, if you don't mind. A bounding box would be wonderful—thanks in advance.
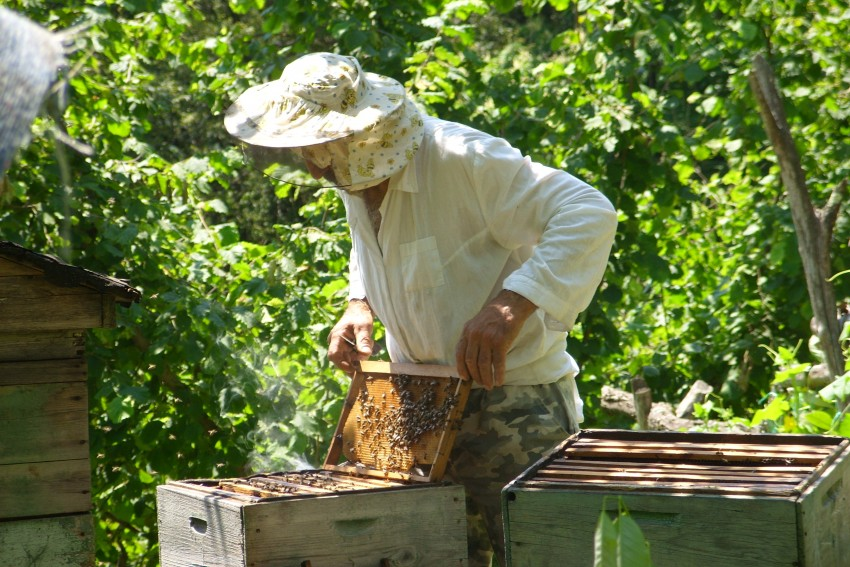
[0,293,108,331]
[572,437,838,456]
[0,244,140,305]
[798,443,850,566]
[0,330,85,362]
[314,473,408,489]
[0,381,89,465]
[536,468,807,486]
[541,461,811,477]
[358,360,461,378]
[165,480,267,504]
[0,358,87,386]
[0,513,94,567]
[101,293,117,327]
[575,428,847,447]
[546,459,816,475]
[562,446,828,465]
[243,484,467,566]
[517,479,802,497]
[327,463,426,483]
[323,369,365,469]
[574,437,840,451]
[215,472,411,500]
[259,472,399,491]
[0,258,41,276]
[0,275,99,298]
[504,489,799,567]
[0,459,92,519]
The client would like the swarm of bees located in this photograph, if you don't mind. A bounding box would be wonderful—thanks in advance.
[348,373,461,473]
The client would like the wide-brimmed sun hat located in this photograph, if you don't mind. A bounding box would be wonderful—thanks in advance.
[224,52,425,191]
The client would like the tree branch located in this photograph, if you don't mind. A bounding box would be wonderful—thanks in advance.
[748,53,845,378]
[820,178,848,238]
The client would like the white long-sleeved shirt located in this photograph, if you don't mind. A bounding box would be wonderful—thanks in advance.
[341,117,617,388]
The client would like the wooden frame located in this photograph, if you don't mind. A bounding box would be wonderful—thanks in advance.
[323,360,471,483]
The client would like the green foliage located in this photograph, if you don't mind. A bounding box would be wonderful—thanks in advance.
[403,0,850,418]
[748,329,850,436]
[691,394,751,432]
[4,2,353,563]
[2,0,850,564]
[595,498,655,567]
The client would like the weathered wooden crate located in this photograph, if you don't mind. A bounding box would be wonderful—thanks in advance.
[502,429,850,567]
[0,241,139,567]
[158,361,471,567]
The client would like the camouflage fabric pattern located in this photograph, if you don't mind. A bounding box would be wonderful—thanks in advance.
[447,376,581,567]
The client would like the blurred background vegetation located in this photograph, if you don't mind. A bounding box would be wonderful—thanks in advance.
[2,0,849,564]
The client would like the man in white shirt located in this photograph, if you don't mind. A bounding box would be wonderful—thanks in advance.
[226,52,617,566]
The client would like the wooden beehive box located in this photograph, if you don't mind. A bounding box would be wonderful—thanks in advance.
[158,360,471,567]
[0,241,140,567]
[502,429,850,567]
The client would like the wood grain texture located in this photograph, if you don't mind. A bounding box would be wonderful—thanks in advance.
[503,429,850,567]
[157,482,467,567]
[0,514,94,567]
[0,330,85,362]
[0,258,41,276]
[157,484,246,567]
[504,490,799,567]
[0,275,100,298]
[0,458,92,519]
[0,293,108,332]
[0,380,88,465]
[798,443,850,567]
[0,358,87,386]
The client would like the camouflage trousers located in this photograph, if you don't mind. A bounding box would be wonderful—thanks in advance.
[447,376,581,567]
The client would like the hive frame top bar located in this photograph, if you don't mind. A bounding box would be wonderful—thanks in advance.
[506,428,850,498]
[357,360,462,378]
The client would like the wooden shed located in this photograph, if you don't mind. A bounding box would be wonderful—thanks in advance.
[0,240,140,567]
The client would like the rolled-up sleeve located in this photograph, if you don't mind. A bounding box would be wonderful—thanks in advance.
[470,139,618,330]
[347,245,367,300]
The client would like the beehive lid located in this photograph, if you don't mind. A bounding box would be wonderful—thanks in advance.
[323,360,471,483]
[510,429,850,498]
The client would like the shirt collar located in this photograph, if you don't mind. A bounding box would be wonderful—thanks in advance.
[388,158,419,194]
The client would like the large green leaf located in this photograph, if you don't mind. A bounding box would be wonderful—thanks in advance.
[594,499,655,567]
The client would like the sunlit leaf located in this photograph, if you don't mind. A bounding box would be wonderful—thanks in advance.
[751,396,791,427]
[805,410,834,432]
[820,374,850,404]
[594,499,654,567]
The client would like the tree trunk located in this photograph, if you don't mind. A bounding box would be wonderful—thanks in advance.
[748,54,846,379]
